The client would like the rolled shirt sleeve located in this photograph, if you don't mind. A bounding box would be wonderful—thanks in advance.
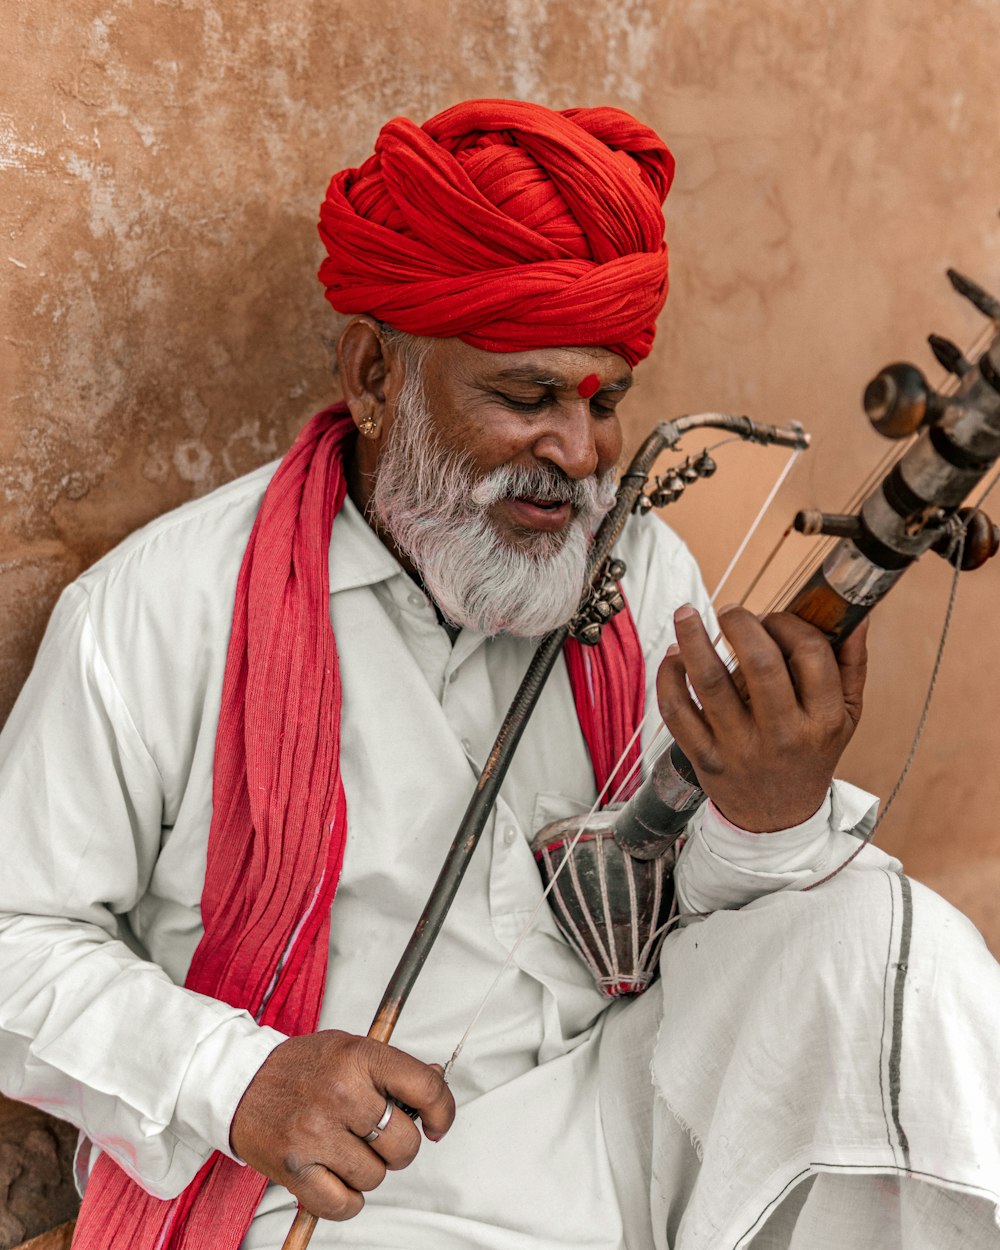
[674,780,895,915]
[0,582,284,1197]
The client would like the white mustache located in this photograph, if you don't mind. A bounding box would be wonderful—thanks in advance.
[471,463,617,515]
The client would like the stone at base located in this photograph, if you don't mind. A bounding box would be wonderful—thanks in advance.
[0,1096,79,1250]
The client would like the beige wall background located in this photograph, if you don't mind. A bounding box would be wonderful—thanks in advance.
[3,0,1000,946]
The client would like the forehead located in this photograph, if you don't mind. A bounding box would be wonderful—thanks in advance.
[423,337,634,390]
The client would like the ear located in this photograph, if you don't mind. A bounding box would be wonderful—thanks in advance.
[337,317,398,441]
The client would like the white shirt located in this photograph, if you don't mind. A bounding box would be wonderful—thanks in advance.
[0,460,877,1247]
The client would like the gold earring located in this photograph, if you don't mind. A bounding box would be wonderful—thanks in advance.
[358,412,378,438]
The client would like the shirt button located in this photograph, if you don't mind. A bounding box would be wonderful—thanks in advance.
[504,826,518,847]
[460,737,473,754]
[407,592,425,609]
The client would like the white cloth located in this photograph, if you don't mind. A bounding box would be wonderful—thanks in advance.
[645,868,1000,1248]
[0,457,989,1249]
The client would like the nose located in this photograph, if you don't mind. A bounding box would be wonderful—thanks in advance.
[531,403,615,481]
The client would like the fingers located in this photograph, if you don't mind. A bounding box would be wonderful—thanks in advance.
[284,1162,366,1222]
[654,604,866,832]
[368,1042,455,1142]
[359,1098,422,1171]
[721,607,862,737]
[669,605,748,727]
[283,1134,386,1219]
[836,617,869,729]
[656,644,718,772]
[716,606,801,726]
[671,604,740,716]
[228,1030,455,1225]
[756,611,844,727]
[759,611,868,734]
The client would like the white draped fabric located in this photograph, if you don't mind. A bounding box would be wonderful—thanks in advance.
[0,460,996,1248]
[599,868,1000,1248]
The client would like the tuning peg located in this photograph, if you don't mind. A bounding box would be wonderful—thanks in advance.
[947,269,1000,320]
[694,451,717,477]
[793,510,861,539]
[863,362,945,439]
[928,334,972,377]
[931,508,1000,570]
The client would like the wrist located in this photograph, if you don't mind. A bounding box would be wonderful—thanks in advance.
[706,790,832,839]
[710,788,831,835]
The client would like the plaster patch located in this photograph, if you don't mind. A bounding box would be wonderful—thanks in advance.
[180,387,210,434]
[503,0,550,100]
[90,15,114,58]
[142,453,170,484]
[64,152,121,242]
[947,90,965,133]
[0,121,46,173]
[173,440,213,485]
[599,0,661,102]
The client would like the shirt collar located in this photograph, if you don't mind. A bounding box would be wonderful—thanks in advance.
[328,492,406,594]
[326,493,537,668]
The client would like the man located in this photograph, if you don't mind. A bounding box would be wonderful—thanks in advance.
[0,100,998,1249]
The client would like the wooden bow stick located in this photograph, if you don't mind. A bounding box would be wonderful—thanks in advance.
[278,411,808,1250]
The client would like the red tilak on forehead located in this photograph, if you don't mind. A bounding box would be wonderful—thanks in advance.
[577,373,601,399]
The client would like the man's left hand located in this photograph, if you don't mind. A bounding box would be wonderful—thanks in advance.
[656,605,868,833]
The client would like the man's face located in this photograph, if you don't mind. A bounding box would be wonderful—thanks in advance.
[363,334,632,637]
[389,337,630,551]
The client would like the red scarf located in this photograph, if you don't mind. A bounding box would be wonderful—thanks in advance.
[72,405,644,1248]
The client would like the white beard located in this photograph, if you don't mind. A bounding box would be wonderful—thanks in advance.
[368,374,617,638]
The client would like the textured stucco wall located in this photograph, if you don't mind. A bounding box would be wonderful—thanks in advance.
[3,0,1000,946]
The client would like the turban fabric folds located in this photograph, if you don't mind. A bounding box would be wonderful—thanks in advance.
[318,99,675,365]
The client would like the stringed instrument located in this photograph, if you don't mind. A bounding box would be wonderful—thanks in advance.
[611,268,1000,862]
[281,267,1000,1249]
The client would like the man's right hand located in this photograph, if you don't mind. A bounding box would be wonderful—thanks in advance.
[229,1029,456,1221]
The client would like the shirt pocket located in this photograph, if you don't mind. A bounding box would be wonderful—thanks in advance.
[531,789,593,838]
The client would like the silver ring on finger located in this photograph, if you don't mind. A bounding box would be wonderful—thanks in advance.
[361,1100,393,1144]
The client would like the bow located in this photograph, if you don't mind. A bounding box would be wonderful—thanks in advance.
[282,266,1000,1250]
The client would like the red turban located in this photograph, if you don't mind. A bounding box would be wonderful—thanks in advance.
[318,99,675,366]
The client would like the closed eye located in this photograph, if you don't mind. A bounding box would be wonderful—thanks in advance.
[494,392,552,412]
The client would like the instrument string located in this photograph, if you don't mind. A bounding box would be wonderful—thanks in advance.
[735,524,793,608]
[443,718,646,1079]
[801,463,1000,891]
[617,327,999,802]
[830,321,991,516]
[557,439,809,830]
[576,467,1000,939]
[445,466,793,1074]
[749,322,994,614]
[631,326,998,813]
[801,535,966,888]
[709,449,803,605]
[445,346,998,1075]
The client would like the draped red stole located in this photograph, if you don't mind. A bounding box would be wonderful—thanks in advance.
[72,404,644,1249]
